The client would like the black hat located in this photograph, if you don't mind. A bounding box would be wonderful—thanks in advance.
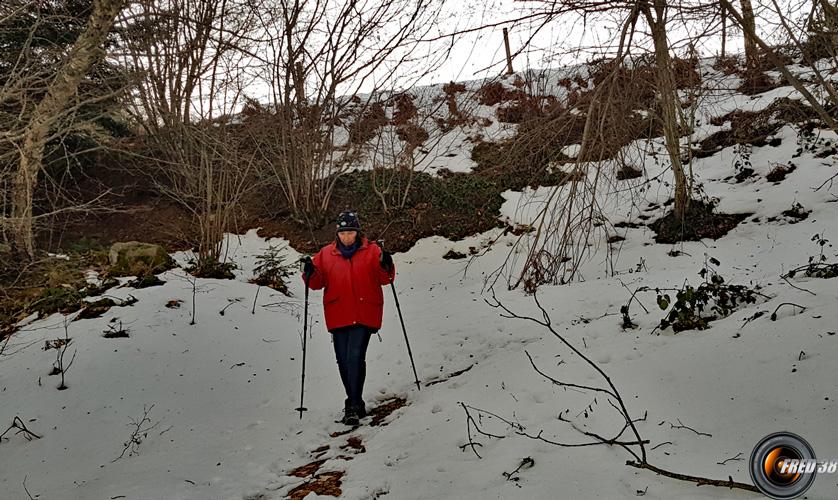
[336,211,361,232]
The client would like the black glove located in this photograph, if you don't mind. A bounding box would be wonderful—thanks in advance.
[302,256,315,279]
[380,250,393,271]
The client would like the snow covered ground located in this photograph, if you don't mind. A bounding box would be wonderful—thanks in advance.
[2,61,838,500]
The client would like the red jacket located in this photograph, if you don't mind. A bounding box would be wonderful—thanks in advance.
[302,237,395,332]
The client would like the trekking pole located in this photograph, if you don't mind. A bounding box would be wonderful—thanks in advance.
[377,240,421,391]
[296,258,311,419]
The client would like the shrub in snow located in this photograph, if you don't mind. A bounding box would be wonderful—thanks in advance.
[657,257,764,333]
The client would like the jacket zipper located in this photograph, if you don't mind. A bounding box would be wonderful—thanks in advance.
[348,255,359,325]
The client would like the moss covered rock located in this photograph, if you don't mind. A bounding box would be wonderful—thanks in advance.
[108,242,174,277]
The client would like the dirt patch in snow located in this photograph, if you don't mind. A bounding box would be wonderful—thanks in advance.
[286,471,343,499]
[288,459,327,478]
[648,200,750,244]
[766,163,797,183]
[369,397,408,427]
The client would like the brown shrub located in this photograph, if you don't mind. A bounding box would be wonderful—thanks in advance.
[588,57,700,109]
[672,57,702,88]
[589,59,657,109]
[348,102,387,145]
[395,122,429,150]
[698,98,818,157]
[496,102,529,124]
[712,55,740,75]
[477,81,524,106]
[442,81,466,94]
[391,93,418,125]
[738,69,780,96]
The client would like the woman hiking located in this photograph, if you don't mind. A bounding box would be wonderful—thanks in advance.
[301,211,395,426]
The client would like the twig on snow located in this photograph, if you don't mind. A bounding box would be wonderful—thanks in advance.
[0,416,42,442]
[113,404,160,461]
[668,419,712,437]
[716,452,744,465]
[770,302,807,320]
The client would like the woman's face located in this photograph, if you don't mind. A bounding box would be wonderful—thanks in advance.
[338,230,358,246]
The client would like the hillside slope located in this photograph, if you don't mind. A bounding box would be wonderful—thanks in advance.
[1,57,837,500]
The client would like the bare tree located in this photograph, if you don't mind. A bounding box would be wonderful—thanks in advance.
[118,0,258,129]
[640,0,695,221]
[5,0,126,259]
[117,0,262,270]
[243,0,446,225]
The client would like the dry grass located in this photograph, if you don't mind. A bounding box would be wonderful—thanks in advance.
[697,98,819,157]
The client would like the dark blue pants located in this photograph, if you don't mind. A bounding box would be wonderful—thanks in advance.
[331,325,373,409]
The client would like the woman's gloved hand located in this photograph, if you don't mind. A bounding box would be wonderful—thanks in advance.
[380,251,393,271]
[302,256,315,278]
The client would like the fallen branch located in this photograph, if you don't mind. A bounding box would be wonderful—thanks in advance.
[0,416,42,442]
[780,275,816,296]
[770,302,807,321]
[651,441,672,451]
[625,461,758,491]
[459,402,505,458]
[814,171,838,192]
[668,419,712,437]
[503,456,535,481]
[525,350,616,398]
[23,475,35,500]
[219,297,243,316]
[717,452,744,465]
[467,285,758,493]
[0,329,12,356]
[740,310,766,329]
[425,364,475,387]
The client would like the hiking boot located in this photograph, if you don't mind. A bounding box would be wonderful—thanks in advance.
[353,404,367,419]
[341,407,360,426]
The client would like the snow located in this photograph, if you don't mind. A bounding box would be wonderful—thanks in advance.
[2,59,838,500]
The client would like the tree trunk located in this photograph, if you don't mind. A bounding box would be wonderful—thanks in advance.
[503,28,514,75]
[644,1,689,220]
[740,0,759,71]
[9,0,125,259]
[721,3,727,57]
